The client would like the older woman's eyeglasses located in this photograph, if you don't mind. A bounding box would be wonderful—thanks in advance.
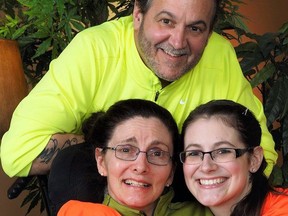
[179,148,253,165]
[102,144,172,166]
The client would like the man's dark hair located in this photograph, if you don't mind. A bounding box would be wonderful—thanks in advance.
[134,0,222,31]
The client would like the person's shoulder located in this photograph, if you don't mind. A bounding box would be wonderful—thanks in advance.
[267,187,288,199]
[78,15,133,37]
[207,31,233,49]
[68,15,133,53]
[196,31,238,69]
[261,188,288,215]
[58,200,121,216]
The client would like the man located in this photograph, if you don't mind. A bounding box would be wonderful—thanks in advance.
[1,0,277,179]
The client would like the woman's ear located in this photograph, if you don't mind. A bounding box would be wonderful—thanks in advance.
[249,146,264,173]
[95,148,107,176]
[166,165,176,187]
[133,4,143,30]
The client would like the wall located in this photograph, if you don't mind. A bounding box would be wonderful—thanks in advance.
[239,0,288,34]
[0,166,44,216]
[0,0,288,215]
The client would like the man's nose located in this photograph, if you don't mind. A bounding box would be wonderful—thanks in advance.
[169,27,187,49]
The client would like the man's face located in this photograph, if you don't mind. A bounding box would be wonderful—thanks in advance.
[133,0,214,83]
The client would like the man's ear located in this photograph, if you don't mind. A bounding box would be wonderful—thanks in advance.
[133,4,143,30]
[249,146,264,173]
[95,148,107,176]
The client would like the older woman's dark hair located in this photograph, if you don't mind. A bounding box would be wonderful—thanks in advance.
[82,99,179,161]
[181,99,271,216]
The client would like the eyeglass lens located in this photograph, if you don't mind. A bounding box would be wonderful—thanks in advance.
[180,148,250,164]
[113,144,171,166]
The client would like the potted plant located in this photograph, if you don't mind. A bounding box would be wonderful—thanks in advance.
[0,0,134,86]
[0,0,29,138]
[0,38,28,138]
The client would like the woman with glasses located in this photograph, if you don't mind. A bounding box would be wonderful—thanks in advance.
[58,99,211,216]
[180,100,288,216]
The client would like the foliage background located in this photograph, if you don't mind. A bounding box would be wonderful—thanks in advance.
[1,0,288,214]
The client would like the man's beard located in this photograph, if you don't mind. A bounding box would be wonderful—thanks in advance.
[136,21,203,82]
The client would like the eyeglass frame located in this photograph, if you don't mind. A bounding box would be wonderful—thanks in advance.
[101,144,172,166]
[179,147,254,165]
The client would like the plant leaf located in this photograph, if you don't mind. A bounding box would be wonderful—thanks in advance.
[250,64,276,88]
[70,19,85,32]
[283,115,288,155]
[270,165,283,186]
[282,160,288,186]
[279,22,288,35]
[21,190,39,207]
[25,191,41,216]
[236,42,265,74]
[265,76,288,126]
[32,38,52,59]
[257,32,279,59]
[11,25,27,40]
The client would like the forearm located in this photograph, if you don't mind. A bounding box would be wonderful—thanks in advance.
[29,133,85,175]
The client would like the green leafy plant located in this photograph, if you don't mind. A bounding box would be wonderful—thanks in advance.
[0,0,134,86]
[235,22,288,186]
[20,176,47,215]
[215,0,249,39]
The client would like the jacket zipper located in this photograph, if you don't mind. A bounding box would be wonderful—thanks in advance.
[154,91,160,101]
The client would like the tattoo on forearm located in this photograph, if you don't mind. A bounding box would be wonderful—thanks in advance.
[38,137,79,164]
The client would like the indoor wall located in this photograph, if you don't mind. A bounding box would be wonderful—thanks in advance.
[0,0,287,215]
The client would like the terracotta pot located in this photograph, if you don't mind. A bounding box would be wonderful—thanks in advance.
[0,39,28,138]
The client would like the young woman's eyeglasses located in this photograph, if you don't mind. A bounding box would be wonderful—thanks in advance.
[102,144,172,166]
[179,148,253,165]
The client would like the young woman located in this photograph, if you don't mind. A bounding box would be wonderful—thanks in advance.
[58,99,210,216]
[180,100,288,216]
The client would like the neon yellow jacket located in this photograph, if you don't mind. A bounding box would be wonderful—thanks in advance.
[1,16,277,177]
